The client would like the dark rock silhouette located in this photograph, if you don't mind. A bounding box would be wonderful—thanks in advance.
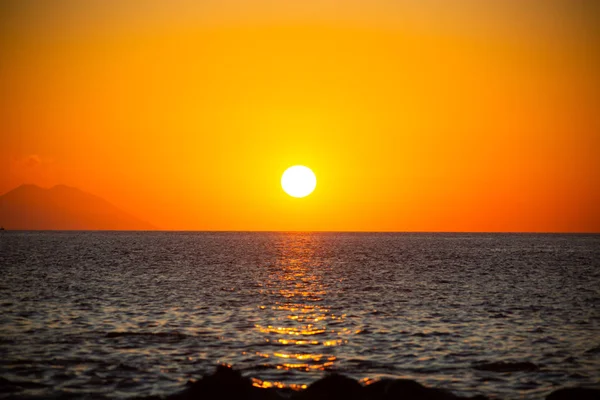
[545,387,600,400]
[0,184,154,230]
[473,361,539,372]
[363,378,488,400]
[157,365,600,400]
[167,365,273,400]
[298,374,365,400]
[162,366,493,400]
[0,377,21,393]
[0,376,47,393]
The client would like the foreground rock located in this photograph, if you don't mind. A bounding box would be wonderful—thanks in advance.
[167,365,273,400]
[473,361,539,373]
[164,365,491,400]
[297,374,364,400]
[157,365,600,400]
[363,378,488,400]
[546,387,600,400]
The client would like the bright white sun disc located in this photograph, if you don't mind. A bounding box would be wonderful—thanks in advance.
[281,165,317,198]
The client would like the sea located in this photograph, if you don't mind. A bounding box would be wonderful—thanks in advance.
[1,232,599,399]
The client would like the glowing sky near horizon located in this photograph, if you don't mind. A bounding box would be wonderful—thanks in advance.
[1,0,599,231]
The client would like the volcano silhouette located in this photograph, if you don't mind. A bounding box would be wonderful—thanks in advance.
[0,184,155,230]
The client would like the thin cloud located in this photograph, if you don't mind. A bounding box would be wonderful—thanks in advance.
[22,154,42,168]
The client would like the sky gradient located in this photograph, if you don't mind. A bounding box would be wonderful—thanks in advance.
[1,1,599,232]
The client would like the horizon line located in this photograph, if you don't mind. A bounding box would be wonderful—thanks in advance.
[2,229,599,234]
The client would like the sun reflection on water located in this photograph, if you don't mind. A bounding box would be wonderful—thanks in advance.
[250,233,349,389]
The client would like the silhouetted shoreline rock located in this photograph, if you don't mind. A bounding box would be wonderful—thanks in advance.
[139,365,600,400]
[546,387,600,400]
[472,361,539,372]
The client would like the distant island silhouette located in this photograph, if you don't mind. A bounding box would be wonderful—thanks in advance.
[0,184,155,230]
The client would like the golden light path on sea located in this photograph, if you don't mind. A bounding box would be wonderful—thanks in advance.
[247,234,353,390]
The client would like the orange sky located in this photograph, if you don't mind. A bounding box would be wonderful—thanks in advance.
[1,1,599,232]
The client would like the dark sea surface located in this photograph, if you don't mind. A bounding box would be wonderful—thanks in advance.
[1,232,599,399]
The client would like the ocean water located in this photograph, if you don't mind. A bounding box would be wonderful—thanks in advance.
[0,232,599,399]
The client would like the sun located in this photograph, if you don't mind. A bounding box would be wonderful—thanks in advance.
[281,165,317,198]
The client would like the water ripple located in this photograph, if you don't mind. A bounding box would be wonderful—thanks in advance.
[1,232,599,398]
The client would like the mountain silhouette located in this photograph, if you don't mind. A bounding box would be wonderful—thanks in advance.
[0,184,155,230]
